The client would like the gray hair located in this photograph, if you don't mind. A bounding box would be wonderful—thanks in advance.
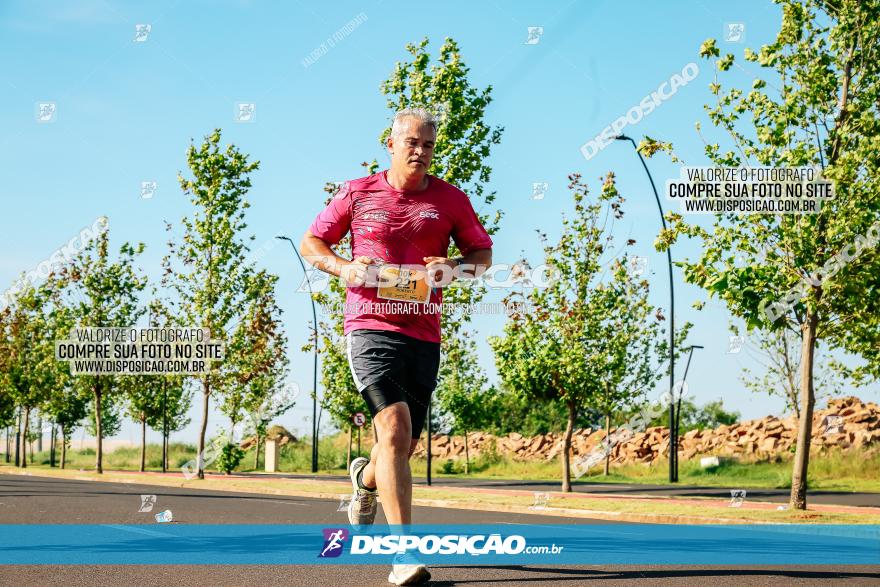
[390,107,438,139]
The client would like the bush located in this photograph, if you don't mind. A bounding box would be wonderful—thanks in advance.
[441,459,458,474]
[217,443,245,474]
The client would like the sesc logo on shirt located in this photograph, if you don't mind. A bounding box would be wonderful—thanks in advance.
[419,210,439,220]
[363,211,388,222]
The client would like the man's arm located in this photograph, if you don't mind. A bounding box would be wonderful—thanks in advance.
[299,230,346,278]
[456,248,492,279]
[300,230,374,286]
[423,247,492,285]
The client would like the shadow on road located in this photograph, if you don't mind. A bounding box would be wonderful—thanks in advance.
[429,565,880,583]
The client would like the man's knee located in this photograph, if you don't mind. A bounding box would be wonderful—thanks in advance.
[376,403,412,454]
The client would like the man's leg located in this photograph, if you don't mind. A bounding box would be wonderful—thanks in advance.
[360,402,415,524]
[361,435,419,488]
[358,442,380,488]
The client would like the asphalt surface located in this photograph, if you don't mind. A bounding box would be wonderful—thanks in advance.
[1,474,877,586]
[241,471,880,508]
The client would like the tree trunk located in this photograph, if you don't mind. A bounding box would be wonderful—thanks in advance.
[37,416,42,453]
[50,423,56,467]
[464,430,470,475]
[162,427,168,473]
[140,417,146,472]
[346,426,352,471]
[20,407,30,469]
[790,311,818,510]
[161,378,168,473]
[61,427,68,470]
[4,426,9,463]
[561,400,576,492]
[197,382,210,479]
[254,434,262,470]
[94,384,103,474]
[604,413,612,476]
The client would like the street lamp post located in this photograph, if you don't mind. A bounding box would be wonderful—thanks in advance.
[14,406,21,467]
[162,379,168,473]
[278,235,320,474]
[614,134,677,483]
[674,344,703,481]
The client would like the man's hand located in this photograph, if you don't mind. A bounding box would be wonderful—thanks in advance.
[340,256,375,287]
[423,256,458,287]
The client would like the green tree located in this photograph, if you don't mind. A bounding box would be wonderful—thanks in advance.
[151,376,191,472]
[652,0,880,508]
[38,275,81,467]
[491,174,678,491]
[0,366,14,460]
[1,284,57,468]
[121,297,167,472]
[165,129,260,479]
[225,270,290,470]
[122,375,162,472]
[65,223,146,473]
[590,260,670,475]
[435,335,493,473]
[42,383,87,469]
[0,308,17,462]
[141,299,191,472]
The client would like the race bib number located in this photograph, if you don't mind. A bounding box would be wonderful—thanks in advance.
[376,265,430,304]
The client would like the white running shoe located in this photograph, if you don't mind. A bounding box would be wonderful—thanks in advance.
[347,456,378,526]
[388,562,431,585]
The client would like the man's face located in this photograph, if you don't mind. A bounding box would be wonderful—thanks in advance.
[388,117,436,177]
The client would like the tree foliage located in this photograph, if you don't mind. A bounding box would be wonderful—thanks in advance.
[491,173,676,491]
[652,0,880,508]
[165,128,260,479]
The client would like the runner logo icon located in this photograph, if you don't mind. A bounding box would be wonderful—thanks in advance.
[319,528,349,558]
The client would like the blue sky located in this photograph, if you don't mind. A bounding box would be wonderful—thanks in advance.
[2,0,876,446]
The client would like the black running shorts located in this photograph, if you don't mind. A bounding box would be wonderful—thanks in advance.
[346,329,441,438]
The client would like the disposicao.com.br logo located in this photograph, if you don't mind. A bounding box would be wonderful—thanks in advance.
[320,528,563,557]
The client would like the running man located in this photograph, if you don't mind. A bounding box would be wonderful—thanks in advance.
[301,107,493,585]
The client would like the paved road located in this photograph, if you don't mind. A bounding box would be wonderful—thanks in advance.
[239,471,880,508]
[1,475,877,586]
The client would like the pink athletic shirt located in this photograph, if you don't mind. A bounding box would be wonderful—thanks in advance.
[308,170,493,343]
